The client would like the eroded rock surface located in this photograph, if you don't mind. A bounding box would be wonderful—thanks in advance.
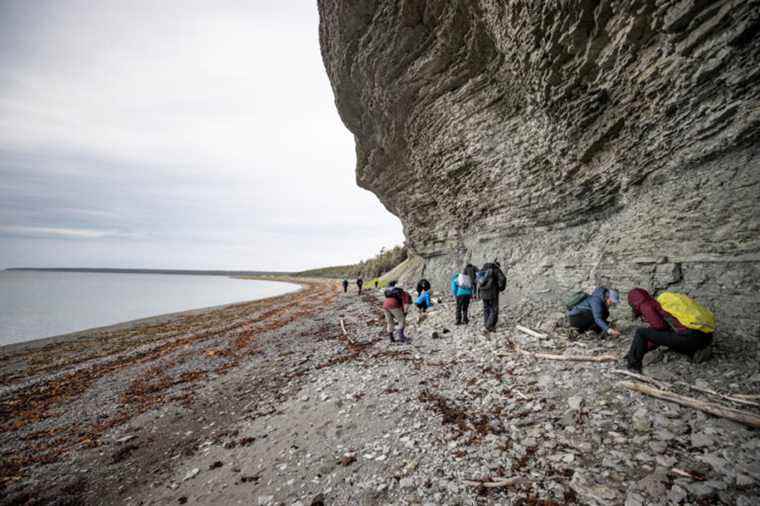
[318,0,760,341]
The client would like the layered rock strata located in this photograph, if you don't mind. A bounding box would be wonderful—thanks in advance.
[318,0,760,339]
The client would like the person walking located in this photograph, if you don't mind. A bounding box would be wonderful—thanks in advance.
[356,277,364,294]
[464,264,479,300]
[450,268,473,325]
[477,261,507,333]
[383,282,412,343]
[623,288,714,373]
[566,287,621,337]
[341,279,349,293]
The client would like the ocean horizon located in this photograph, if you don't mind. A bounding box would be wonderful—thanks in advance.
[0,270,300,346]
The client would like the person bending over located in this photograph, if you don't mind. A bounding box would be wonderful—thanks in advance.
[623,288,713,373]
[567,287,621,337]
[382,282,412,344]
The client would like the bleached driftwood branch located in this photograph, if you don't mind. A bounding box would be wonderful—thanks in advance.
[619,381,760,429]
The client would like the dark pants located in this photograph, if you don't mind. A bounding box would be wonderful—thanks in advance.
[416,301,429,313]
[343,285,348,292]
[455,295,471,323]
[357,285,362,294]
[483,297,499,330]
[568,311,602,333]
[626,327,712,368]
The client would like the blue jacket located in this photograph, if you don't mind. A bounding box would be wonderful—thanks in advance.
[416,290,431,307]
[451,273,473,297]
[567,287,611,332]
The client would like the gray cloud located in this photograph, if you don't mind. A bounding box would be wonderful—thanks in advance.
[0,0,402,270]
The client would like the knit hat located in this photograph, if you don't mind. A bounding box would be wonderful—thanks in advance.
[607,289,620,305]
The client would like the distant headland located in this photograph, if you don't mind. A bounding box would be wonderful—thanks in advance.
[4,267,290,277]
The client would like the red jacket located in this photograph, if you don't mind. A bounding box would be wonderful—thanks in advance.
[383,289,411,310]
[627,288,687,333]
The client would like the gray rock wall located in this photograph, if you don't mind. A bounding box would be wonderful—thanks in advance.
[318,0,760,340]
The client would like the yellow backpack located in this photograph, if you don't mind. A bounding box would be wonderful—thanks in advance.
[656,292,716,333]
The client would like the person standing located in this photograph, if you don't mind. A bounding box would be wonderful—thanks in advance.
[341,279,349,293]
[464,264,479,300]
[566,287,621,337]
[383,282,411,343]
[477,261,507,333]
[450,268,473,325]
[356,277,364,294]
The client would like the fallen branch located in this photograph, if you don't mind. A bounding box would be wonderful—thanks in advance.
[670,467,706,481]
[512,389,530,400]
[676,382,760,408]
[611,369,672,389]
[516,345,618,363]
[339,318,356,345]
[733,394,760,401]
[619,381,760,429]
[516,325,547,340]
[463,477,526,488]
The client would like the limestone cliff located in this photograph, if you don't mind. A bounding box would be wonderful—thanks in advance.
[318,0,760,339]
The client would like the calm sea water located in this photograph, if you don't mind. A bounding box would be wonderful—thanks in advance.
[0,271,300,346]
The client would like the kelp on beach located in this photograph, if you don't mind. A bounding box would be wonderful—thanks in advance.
[0,278,333,491]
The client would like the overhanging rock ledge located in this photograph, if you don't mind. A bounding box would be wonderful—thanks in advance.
[318,0,760,339]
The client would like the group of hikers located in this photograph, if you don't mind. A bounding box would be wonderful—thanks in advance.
[341,277,379,295]
[342,264,716,373]
[373,261,509,344]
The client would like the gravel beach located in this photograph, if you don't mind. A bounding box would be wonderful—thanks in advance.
[2,279,759,505]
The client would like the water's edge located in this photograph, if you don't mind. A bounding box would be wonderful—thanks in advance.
[0,278,304,354]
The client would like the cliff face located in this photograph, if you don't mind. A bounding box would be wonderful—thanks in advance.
[318,1,760,338]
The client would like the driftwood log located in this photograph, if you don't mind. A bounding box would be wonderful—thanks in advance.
[516,345,618,363]
[619,381,760,429]
[515,325,547,339]
[610,369,672,389]
[462,477,526,488]
[676,382,760,408]
[339,318,356,345]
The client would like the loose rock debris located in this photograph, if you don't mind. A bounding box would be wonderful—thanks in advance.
[1,281,759,505]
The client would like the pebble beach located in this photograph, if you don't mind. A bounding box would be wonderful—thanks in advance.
[1,279,759,505]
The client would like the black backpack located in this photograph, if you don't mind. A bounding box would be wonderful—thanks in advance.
[384,287,403,305]
[495,266,507,292]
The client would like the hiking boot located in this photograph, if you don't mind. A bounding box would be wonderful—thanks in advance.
[692,346,712,364]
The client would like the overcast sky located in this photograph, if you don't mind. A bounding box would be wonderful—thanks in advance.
[0,0,402,271]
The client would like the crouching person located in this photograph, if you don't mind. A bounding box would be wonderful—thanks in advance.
[567,287,621,337]
[383,282,412,344]
[624,289,714,373]
[415,288,432,313]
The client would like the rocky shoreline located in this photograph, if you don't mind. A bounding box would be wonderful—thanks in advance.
[2,281,759,505]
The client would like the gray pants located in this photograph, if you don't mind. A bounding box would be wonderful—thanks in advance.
[384,307,405,333]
